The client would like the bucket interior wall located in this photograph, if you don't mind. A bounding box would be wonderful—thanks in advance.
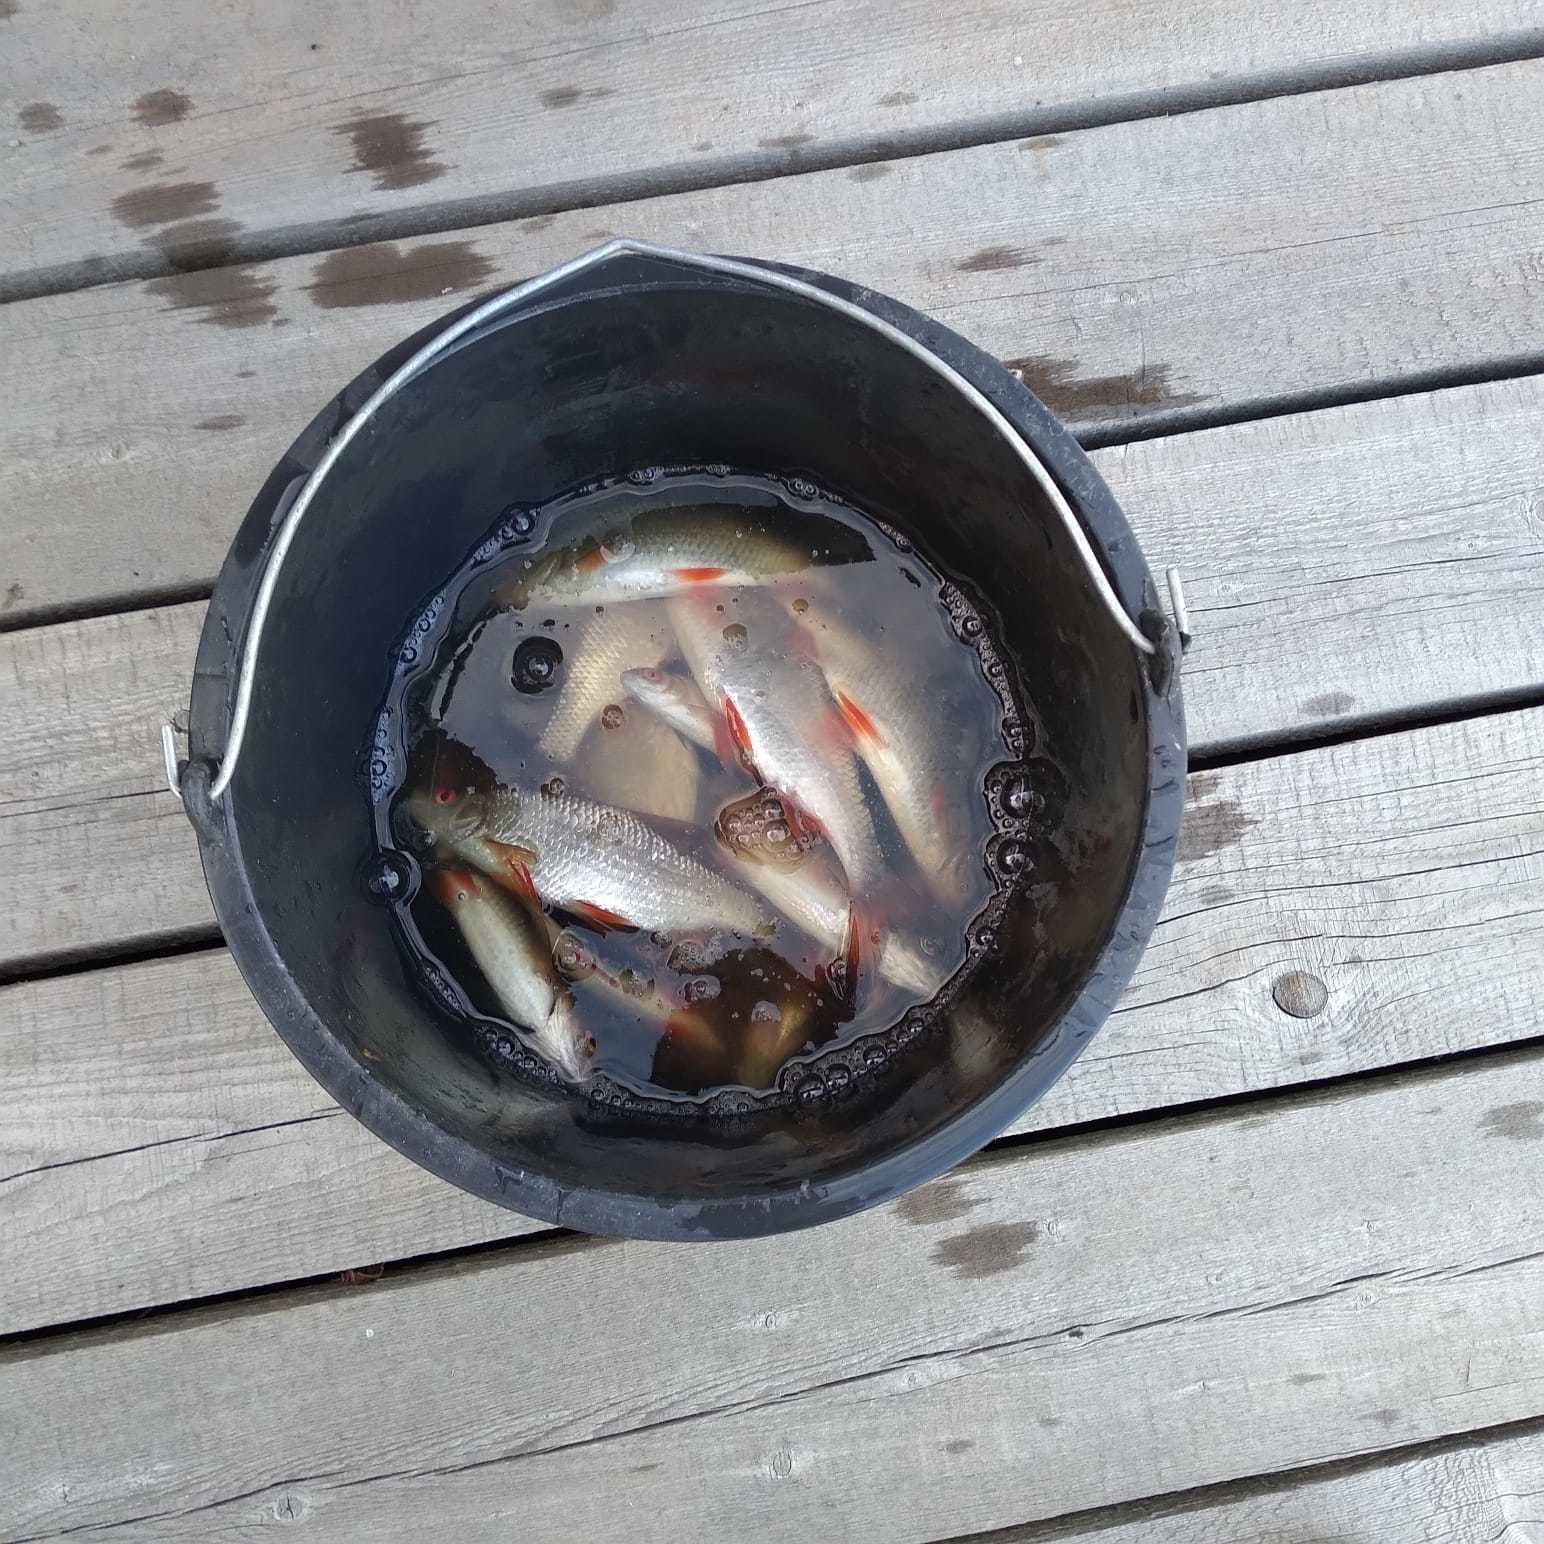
[225,282,1149,1200]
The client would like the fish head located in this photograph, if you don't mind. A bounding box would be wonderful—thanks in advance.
[399,781,490,850]
[621,665,686,713]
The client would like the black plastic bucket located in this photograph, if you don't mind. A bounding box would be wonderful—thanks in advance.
[178,241,1185,1239]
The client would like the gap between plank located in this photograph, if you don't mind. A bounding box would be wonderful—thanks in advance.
[938,1407,1544,1543]
[3,27,1543,307]
[4,354,1543,639]
[6,1023,1544,1359]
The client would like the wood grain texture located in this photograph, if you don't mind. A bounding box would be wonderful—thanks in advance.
[947,1420,1544,1542]
[6,372,1543,973]
[5,1046,1543,1541]
[4,0,1538,287]
[5,704,1541,1334]
[4,61,1544,624]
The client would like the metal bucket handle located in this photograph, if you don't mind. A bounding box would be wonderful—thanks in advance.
[163,238,1190,802]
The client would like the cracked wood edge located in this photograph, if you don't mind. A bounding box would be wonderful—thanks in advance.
[5,0,1539,289]
[3,60,1544,623]
[3,702,1541,1334]
[6,371,1544,970]
[4,1042,1544,1540]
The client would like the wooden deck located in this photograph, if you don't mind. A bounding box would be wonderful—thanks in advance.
[3,4,1544,1537]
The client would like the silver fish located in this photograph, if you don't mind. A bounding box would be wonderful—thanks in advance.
[536,602,672,762]
[670,588,890,901]
[731,847,945,999]
[620,665,721,755]
[572,701,701,823]
[794,598,983,904]
[427,865,593,1083]
[502,502,871,610]
[405,782,772,940]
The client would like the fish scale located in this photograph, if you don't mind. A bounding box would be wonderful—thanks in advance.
[536,602,672,763]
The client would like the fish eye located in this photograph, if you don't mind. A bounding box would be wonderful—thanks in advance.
[433,787,459,806]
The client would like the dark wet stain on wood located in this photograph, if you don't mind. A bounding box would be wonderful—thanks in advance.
[148,217,243,269]
[1289,1372,1327,1385]
[3,581,24,610]
[1199,885,1231,906]
[691,140,713,153]
[20,102,63,133]
[1018,134,1064,153]
[111,180,219,228]
[0,1,20,19]
[1004,353,1207,419]
[1479,1101,1544,1141]
[944,1439,974,1456]
[959,244,1036,273]
[879,90,917,106]
[539,85,613,109]
[236,368,256,378]
[1178,798,1258,864]
[335,111,447,191]
[121,150,165,173]
[145,264,279,329]
[1303,690,1356,716]
[1187,772,1221,800]
[194,414,245,431]
[1272,971,1328,1020]
[896,1175,980,1228]
[133,88,192,127]
[1365,1408,1400,1429]
[850,163,892,182]
[931,1221,1038,1280]
[520,214,555,233]
[85,143,114,156]
[1039,1415,1063,1428]
[760,133,815,149]
[308,241,495,308]
[1298,1051,1325,1064]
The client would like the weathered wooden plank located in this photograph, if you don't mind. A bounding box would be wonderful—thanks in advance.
[5,1044,1543,1542]
[5,0,1539,290]
[6,372,1543,972]
[4,61,1544,625]
[959,1419,1544,1542]
[4,704,1541,1334]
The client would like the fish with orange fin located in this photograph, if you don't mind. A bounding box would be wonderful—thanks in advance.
[794,597,986,906]
[727,843,946,1000]
[426,867,595,1083]
[402,781,774,941]
[669,587,892,993]
[498,502,871,611]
